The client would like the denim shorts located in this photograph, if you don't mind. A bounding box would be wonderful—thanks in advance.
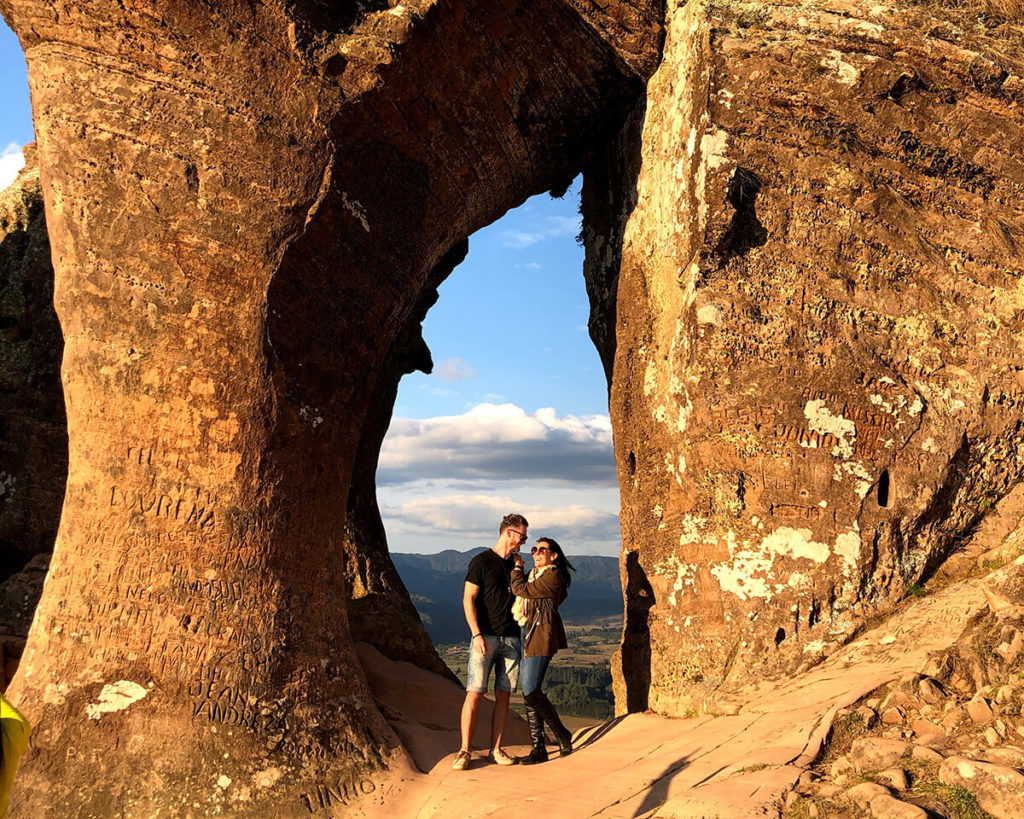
[466,634,521,693]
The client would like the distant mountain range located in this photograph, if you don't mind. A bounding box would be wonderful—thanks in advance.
[392,548,623,645]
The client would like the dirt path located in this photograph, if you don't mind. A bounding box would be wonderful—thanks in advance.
[354,562,1006,818]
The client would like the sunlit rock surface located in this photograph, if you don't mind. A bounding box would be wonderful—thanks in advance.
[584,0,1024,716]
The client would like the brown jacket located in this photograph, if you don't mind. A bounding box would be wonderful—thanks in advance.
[510,566,568,658]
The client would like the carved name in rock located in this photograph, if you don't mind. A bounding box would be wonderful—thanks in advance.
[0,0,661,814]
[583,0,1024,716]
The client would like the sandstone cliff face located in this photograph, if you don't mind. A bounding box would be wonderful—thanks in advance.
[0,151,64,583]
[584,0,1024,716]
[0,0,661,814]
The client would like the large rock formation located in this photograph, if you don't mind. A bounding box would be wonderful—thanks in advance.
[0,0,661,814]
[583,0,1024,716]
[3,0,1024,812]
[0,148,64,583]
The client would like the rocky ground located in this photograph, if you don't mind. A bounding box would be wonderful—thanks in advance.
[345,548,1023,817]
[783,538,1024,818]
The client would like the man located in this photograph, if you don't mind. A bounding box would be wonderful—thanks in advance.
[451,513,528,770]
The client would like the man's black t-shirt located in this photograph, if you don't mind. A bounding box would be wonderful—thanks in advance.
[465,549,518,638]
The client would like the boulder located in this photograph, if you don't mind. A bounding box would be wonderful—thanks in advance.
[867,794,927,819]
[918,678,946,706]
[0,0,663,814]
[845,781,892,810]
[939,756,1024,819]
[968,696,996,724]
[850,737,911,772]
[876,768,909,791]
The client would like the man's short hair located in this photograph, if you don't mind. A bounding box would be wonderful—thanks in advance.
[499,513,529,534]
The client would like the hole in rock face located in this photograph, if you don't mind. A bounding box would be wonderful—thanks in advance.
[378,179,624,719]
[774,627,786,646]
[628,450,637,475]
[714,166,768,264]
[878,469,890,508]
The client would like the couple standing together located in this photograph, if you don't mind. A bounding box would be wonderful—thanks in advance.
[452,513,575,770]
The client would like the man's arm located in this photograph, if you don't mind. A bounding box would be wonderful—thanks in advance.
[463,581,486,655]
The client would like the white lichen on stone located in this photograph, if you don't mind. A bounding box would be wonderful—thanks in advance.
[696,303,723,325]
[86,680,148,719]
[835,529,862,570]
[0,471,14,503]
[299,404,324,429]
[821,50,860,85]
[252,767,284,789]
[702,128,730,172]
[217,775,232,789]
[707,525,865,602]
[804,399,856,458]
[340,192,370,232]
[833,459,873,497]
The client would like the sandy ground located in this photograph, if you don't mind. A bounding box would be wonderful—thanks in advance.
[347,557,1022,817]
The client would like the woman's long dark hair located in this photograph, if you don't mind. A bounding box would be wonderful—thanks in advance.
[537,537,575,591]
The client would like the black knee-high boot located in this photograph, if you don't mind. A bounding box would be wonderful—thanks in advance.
[518,700,548,764]
[524,690,572,757]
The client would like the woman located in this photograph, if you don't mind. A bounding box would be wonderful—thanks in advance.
[510,537,575,764]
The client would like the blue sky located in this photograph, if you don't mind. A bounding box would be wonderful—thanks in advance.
[0,21,622,556]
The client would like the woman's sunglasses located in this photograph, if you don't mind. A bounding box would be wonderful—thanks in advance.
[531,546,550,555]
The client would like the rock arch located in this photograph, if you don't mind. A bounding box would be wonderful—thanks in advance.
[2,0,1024,814]
[0,0,661,814]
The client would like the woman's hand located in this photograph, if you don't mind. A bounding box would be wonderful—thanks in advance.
[513,554,524,569]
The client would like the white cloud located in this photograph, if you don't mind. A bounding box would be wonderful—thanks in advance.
[434,357,475,383]
[498,214,582,249]
[379,403,615,485]
[380,491,621,555]
[0,143,25,190]
[546,215,580,236]
[501,230,544,249]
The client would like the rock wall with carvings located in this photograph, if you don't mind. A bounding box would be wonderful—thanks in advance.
[0,0,661,814]
[583,0,1024,716]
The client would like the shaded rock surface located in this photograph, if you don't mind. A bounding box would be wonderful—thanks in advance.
[583,0,1024,716]
[340,243,468,682]
[0,150,64,583]
[0,552,48,690]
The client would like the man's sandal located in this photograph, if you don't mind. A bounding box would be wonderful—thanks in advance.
[451,749,473,771]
